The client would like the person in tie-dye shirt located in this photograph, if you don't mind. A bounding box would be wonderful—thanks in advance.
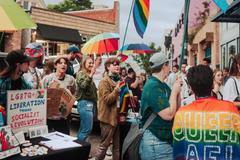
[23,43,45,89]
[172,65,240,160]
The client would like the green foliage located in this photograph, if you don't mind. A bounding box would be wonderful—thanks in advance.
[131,42,161,73]
[47,0,92,12]
[188,1,211,44]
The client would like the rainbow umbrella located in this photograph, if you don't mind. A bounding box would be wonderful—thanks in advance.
[0,0,37,44]
[81,32,119,55]
[120,43,153,54]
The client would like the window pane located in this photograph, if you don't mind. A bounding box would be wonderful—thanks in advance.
[31,2,36,7]
[221,45,226,68]
[227,40,236,68]
[23,1,29,10]
[205,48,211,65]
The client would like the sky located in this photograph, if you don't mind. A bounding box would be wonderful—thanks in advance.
[44,0,184,48]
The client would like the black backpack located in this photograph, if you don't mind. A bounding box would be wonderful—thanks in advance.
[121,113,156,160]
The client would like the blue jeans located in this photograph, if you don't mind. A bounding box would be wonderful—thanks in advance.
[139,130,173,160]
[77,100,96,141]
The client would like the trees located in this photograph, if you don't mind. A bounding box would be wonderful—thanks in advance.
[131,42,161,73]
[47,0,92,12]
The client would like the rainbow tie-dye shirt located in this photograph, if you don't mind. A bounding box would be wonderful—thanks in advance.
[172,97,240,160]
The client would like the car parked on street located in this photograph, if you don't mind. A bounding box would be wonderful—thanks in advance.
[0,52,8,72]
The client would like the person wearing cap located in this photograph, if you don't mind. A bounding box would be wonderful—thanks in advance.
[125,68,142,101]
[139,52,182,160]
[23,43,45,89]
[0,50,34,120]
[65,45,81,78]
[42,55,76,135]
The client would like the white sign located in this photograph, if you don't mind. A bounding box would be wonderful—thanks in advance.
[181,94,196,107]
[29,125,48,138]
[11,131,25,146]
[130,61,142,75]
[7,89,47,134]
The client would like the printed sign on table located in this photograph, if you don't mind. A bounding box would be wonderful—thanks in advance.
[7,89,47,134]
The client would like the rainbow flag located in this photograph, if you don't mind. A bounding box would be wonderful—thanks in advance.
[133,0,149,38]
[172,97,240,159]
[119,81,130,112]
[35,90,45,99]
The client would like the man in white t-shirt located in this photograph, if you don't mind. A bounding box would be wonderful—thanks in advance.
[93,55,104,89]
[180,62,187,99]
[167,64,179,88]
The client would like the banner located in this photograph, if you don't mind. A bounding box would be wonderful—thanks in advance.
[7,89,47,134]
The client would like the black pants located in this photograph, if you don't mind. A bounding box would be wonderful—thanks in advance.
[47,118,70,135]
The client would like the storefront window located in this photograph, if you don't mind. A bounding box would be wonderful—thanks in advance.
[221,45,226,69]
[205,48,211,65]
[228,40,236,61]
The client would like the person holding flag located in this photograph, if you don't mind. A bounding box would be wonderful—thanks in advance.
[95,57,121,160]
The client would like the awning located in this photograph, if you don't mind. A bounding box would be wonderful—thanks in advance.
[211,0,240,23]
[37,23,84,44]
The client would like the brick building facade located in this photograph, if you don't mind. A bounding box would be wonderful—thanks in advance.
[1,0,119,55]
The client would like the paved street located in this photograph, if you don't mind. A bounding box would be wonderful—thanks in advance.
[69,118,112,160]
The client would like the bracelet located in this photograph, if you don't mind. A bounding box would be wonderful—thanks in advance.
[115,87,120,92]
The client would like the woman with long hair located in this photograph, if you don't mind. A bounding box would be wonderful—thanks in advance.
[223,53,240,108]
[76,56,97,142]
[0,50,34,120]
[42,55,76,135]
[95,57,121,160]
[212,69,224,100]
[41,59,54,79]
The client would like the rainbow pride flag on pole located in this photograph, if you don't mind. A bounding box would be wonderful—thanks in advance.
[119,81,130,112]
[133,0,150,38]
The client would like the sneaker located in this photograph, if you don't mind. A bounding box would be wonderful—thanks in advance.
[106,147,112,156]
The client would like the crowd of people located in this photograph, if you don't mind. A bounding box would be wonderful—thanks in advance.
[1,42,240,159]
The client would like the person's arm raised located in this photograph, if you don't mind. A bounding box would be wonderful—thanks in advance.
[158,78,182,121]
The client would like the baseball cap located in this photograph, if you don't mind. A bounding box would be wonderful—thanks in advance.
[149,52,173,69]
[6,50,35,66]
[185,65,192,72]
[67,45,80,54]
[128,68,135,74]
[25,43,45,57]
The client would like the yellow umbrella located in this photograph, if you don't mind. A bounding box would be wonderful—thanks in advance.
[0,0,37,44]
